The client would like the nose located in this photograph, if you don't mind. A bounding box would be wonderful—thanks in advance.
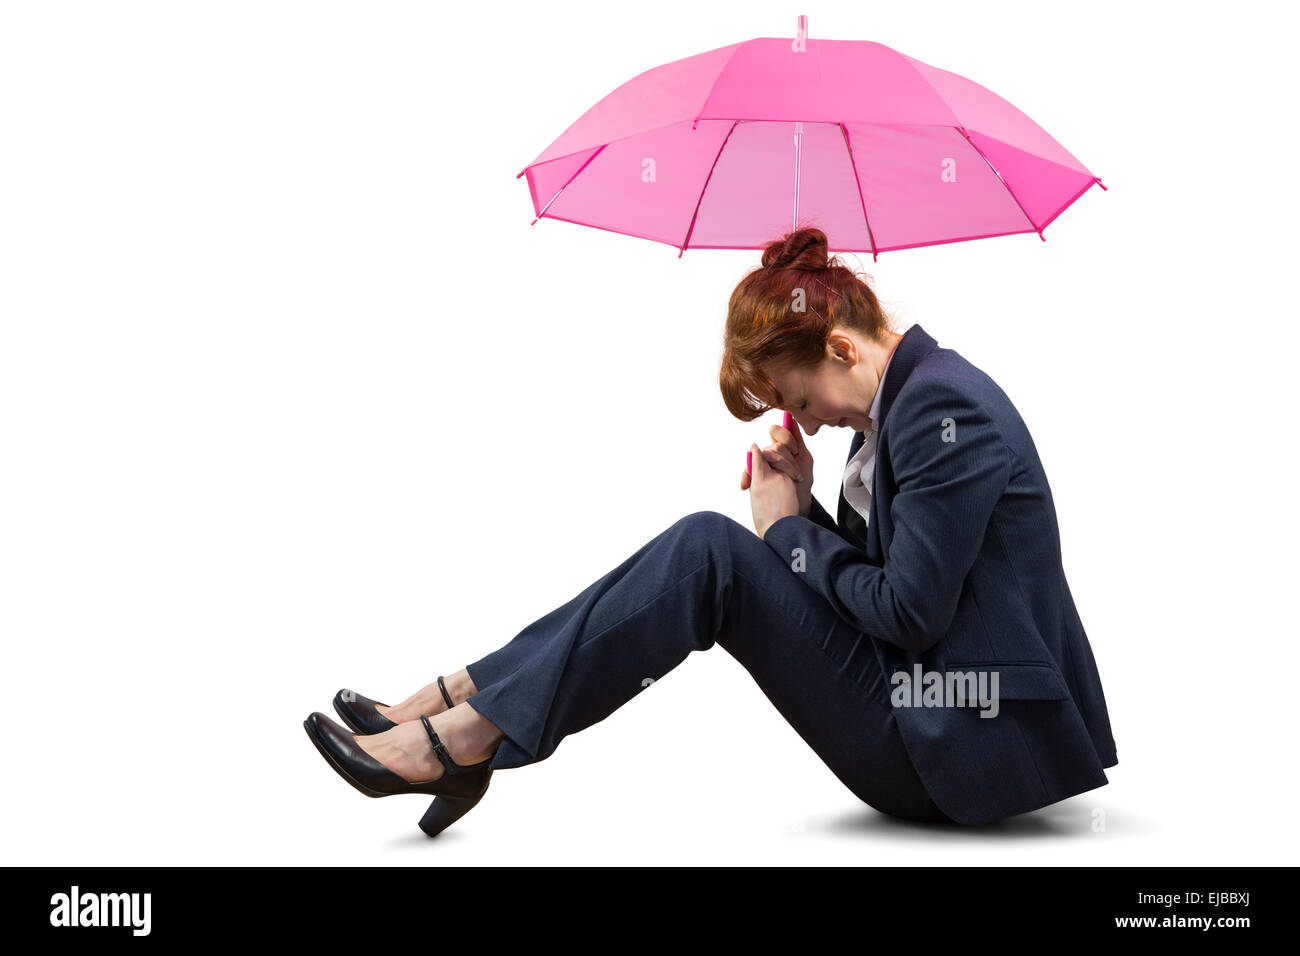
[790,411,829,436]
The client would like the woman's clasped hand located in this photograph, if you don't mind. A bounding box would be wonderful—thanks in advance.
[741,418,815,539]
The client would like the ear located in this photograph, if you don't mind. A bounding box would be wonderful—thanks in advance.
[826,328,858,366]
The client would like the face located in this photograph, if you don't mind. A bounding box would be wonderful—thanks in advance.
[767,329,880,436]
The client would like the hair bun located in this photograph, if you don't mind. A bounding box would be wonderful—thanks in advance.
[761,227,830,271]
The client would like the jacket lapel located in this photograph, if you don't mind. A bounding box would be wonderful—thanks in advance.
[834,324,939,550]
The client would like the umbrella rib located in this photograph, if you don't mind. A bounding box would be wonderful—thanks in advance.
[837,123,879,262]
[532,144,609,223]
[954,126,1044,241]
[678,119,740,258]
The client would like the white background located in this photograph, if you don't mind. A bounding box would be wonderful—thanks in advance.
[2,0,1295,865]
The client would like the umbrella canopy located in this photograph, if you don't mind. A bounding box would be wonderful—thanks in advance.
[517,21,1105,259]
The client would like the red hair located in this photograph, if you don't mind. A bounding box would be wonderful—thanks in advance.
[719,227,894,421]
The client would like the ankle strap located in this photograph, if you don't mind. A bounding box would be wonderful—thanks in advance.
[421,714,458,774]
[437,675,454,710]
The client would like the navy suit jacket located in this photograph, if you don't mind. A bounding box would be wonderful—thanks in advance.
[763,323,1118,825]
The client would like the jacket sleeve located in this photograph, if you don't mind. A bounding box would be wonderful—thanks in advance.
[761,383,1014,654]
[806,492,856,541]
[807,493,837,533]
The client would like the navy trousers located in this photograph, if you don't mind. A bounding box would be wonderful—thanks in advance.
[464,510,953,824]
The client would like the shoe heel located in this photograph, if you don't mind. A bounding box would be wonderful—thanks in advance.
[419,792,484,837]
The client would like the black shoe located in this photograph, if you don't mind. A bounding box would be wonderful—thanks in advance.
[303,711,493,837]
[332,675,456,736]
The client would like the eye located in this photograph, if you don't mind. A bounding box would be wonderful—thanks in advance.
[800,403,807,411]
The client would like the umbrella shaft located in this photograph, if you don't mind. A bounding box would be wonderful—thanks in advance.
[793,121,803,231]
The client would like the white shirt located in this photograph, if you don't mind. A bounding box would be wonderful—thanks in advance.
[841,348,898,527]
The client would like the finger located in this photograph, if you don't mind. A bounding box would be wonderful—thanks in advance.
[786,414,809,456]
[770,422,792,452]
[769,421,800,463]
[764,442,796,472]
[762,449,804,483]
[770,428,801,473]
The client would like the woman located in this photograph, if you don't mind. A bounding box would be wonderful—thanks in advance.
[304,227,1118,837]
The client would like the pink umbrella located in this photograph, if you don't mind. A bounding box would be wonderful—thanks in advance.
[517,16,1105,259]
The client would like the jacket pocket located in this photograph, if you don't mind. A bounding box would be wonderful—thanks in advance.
[942,660,1071,700]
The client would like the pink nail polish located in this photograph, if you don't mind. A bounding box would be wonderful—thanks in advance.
[746,450,752,475]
